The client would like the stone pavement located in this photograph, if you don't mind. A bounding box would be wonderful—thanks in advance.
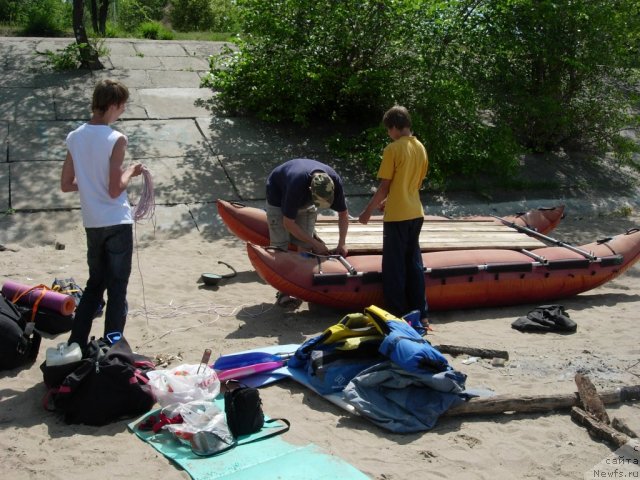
[0,37,379,246]
[1,37,638,247]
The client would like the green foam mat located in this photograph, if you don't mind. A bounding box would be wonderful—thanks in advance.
[128,399,369,480]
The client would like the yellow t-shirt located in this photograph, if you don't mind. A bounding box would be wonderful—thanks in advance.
[377,136,428,222]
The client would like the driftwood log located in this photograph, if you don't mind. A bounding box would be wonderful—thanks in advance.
[574,373,610,424]
[571,407,640,449]
[612,417,639,438]
[445,385,640,417]
[434,344,509,360]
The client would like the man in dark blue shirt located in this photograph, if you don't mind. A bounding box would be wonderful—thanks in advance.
[266,158,350,256]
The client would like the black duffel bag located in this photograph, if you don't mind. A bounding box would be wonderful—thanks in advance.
[41,337,156,425]
[0,293,41,371]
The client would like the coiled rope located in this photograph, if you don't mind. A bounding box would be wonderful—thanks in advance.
[131,166,156,326]
[133,167,155,222]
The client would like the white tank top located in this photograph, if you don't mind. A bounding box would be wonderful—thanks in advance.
[66,123,133,228]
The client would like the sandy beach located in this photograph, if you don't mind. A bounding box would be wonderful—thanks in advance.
[0,205,638,480]
[1,36,639,480]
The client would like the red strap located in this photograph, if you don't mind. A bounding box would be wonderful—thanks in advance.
[12,284,49,322]
[42,387,59,412]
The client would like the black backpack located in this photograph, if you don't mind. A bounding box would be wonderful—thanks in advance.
[41,337,156,425]
[0,293,41,370]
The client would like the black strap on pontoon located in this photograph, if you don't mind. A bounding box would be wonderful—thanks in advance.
[490,214,597,261]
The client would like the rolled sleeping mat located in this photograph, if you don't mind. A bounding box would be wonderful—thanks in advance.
[1,280,76,316]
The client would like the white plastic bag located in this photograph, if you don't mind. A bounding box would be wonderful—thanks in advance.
[146,364,220,407]
[162,400,233,445]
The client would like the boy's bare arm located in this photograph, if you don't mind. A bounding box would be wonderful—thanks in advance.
[61,151,78,192]
[108,136,143,198]
[358,179,391,224]
[335,209,349,256]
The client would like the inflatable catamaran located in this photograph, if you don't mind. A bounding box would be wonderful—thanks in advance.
[217,199,640,311]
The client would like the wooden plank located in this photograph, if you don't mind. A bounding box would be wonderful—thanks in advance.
[317,222,514,233]
[315,221,547,252]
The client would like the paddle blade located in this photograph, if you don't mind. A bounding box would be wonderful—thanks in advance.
[216,361,284,381]
[213,351,285,370]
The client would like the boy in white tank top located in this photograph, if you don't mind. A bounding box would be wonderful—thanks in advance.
[60,79,144,352]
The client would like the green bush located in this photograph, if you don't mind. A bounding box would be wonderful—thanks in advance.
[205,0,639,187]
[138,20,174,40]
[113,0,151,32]
[0,0,21,23]
[205,0,520,185]
[20,0,70,36]
[42,39,109,71]
[170,0,239,32]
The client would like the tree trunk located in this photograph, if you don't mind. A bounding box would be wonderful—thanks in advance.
[98,0,109,36]
[72,0,104,70]
[90,0,99,33]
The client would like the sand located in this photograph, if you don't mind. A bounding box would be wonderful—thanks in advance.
[1,205,639,480]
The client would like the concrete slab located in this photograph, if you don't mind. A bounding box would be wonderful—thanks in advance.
[218,151,376,200]
[10,160,74,210]
[189,201,242,243]
[159,56,210,72]
[138,88,214,119]
[108,55,164,70]
[133,42,188,57]
[128,154,236,204]
[51,86,147,121]
[34,39,77,54]
[0,163,8,211]
[0,122,7,163]
[9,88,56,122]
[52,87,93,121]
[0,67,92,88]
[120,88,150,120]
[0,209,84,248]
[120,119,210,159]
[148,70,202,88]
[178,41,230,58]
[196,116,317,156]
[104,40,138,56]
[0,39,39,57]
[9,120,77,161]
[218,154,279,200]
[92,69,153,88]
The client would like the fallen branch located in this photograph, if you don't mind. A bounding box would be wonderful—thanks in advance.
[445,385,640,417]
[434,344,509,360]
[571,407,639,449]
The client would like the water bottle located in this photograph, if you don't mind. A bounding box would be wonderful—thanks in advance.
[106,331,122,345]
[46,342,82,366]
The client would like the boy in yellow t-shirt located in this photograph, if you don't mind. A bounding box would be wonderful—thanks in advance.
[358,106,429,324]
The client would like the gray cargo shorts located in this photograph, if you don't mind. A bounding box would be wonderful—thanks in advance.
[266,203,318,250]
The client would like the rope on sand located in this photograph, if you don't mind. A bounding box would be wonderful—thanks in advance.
[130,302,275,347]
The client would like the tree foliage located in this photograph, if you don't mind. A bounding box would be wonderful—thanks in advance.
[205,0,640,186]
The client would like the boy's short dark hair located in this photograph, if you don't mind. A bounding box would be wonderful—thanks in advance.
[92,79,129,113]
[382,105,412,130]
